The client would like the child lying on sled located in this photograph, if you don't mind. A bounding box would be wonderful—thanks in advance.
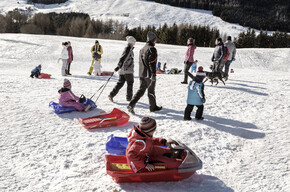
[126,117,183,172]
[58,79,91,112]
[30,64,41,78]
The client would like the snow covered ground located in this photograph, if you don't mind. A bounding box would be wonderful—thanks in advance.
[0,0,264,38]
[0,33,290,192]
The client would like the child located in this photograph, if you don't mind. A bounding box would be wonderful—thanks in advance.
[184,66,206,120]
[30,64,41,78]
[93,57,102,76]
[126,117,182,173]
[190,60,198,73]
[58,79,91,111]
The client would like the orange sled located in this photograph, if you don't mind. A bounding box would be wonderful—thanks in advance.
[79,108,130,129]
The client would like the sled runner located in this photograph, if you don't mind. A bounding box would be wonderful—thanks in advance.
[79,108,130,129]
[38,73,51,79]
[49,98,97,114]
[105,142,202,183]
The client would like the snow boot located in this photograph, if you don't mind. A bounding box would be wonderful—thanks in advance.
[127,105,135,115]
[108,95,114,102]
[150,106,162,112]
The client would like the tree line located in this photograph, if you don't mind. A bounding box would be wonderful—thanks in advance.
[27,0,68,4]
[0,9,289,48]
[146,0,290,32]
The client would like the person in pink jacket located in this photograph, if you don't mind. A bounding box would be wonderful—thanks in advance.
[181,38,196,84]
[58,79,90,111]
[66,41,73,75]
[126,117,182,173]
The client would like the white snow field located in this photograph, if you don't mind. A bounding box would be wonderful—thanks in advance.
[0,33,290,192]
[0,0,264,38]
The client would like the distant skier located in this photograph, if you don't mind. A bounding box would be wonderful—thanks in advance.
[184,66,206,121]
[58,42,69,76]
[88,40,103,76]
[127,31,162,114]
[181,38,196,84]
[211,38,226,75]
[66,41,73,75]
[108,36,136,102]
[30,64,41,78]
[224,36,236,80]
[58,79,91,111]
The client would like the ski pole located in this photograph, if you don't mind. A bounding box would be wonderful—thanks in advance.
[94,72,114,103]
[90,72,114,100]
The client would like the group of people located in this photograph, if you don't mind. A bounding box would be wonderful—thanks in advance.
[58,41,74,76]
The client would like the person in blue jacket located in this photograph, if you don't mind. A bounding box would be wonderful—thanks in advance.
[30,64,41,78]
[184,66,206,120]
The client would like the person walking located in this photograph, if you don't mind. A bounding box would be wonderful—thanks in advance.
[66,41,73,75]
[224,36,236,80]
[88,40,103,75]
[108,36,136,102]
[127,31,162,114]
[58,42,69,76]
[181,38,196,84]
[211,38,226,74]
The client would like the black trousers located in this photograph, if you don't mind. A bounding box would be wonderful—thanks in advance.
[183,62,194,83]
[67,62,71,73]
[224,60,232,77]
[184,104,204,119]
[129,77,157,109]
[109,74,134,101]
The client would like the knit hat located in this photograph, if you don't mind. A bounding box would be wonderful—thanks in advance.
[198,66,203,71]
[126,36,136,44]
[139,117,156,133]
[147,31,157,42]
[63,79,71,89]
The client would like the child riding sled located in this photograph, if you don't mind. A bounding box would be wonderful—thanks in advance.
[126,117,183,172]
[58,79,91,112]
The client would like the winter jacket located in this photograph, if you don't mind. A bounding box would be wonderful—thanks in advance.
[31,66,41,73]
[184,44,196,63]
[60,45,69,60]
[224,40,236,60]
[91,44,103,59]
[58,88,80,106]
[117,44,134,75]
[67,46,73,63]
[187,81,205,106]
[138,41,158,78]
[211,43,225,62]
[126,126,167,173]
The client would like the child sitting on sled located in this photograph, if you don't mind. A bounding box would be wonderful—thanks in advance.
[184,66,206,120]
[30,64,41,78]
[58,79,91,111]
[126,117,183,172]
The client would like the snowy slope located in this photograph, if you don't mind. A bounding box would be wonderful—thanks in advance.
[1,0,262,38]
[0,33,290,192]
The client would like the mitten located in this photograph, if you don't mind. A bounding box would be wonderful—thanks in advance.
[114,67,120,72]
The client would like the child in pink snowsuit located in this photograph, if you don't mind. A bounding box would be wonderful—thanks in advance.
[58,79,88,111]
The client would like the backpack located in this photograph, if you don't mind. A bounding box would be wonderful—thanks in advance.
[223,46,230,61]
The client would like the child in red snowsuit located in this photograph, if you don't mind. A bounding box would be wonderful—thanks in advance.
[126,117,182,172]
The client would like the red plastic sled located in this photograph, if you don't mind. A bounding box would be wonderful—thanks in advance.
[101,71,114,76]
[38,73,51,79]
[105,143,203,183]
[79,108,130,129]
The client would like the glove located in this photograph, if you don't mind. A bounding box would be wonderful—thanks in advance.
[151,75,156,81]
[79,95,86,103]
[202,98,206,103]
[184,61,189,64]
[114,67,120,72]
[232,58,236,62]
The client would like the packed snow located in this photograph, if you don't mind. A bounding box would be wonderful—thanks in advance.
[0,33,289,191]
[0,0,265,38]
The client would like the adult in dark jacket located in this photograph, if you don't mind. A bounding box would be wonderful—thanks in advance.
[108,36,136,102]
[127,31,162,114]
[211,38,226,74]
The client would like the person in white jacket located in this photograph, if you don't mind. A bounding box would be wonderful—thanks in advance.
[58,42,69,76]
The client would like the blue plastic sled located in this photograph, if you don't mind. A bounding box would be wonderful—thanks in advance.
[49,98,97,114]
[106,134,129,155]
[106,134,167,155]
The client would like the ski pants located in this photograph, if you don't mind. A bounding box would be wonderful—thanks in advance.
[109,73,134,101]
[224,60,232,77]
[128,77,157,110]
[184,104,204,119]
[61,59,67,76]
[183,62,194,83]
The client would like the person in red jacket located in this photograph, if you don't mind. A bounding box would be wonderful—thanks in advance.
[126,117,182,173]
